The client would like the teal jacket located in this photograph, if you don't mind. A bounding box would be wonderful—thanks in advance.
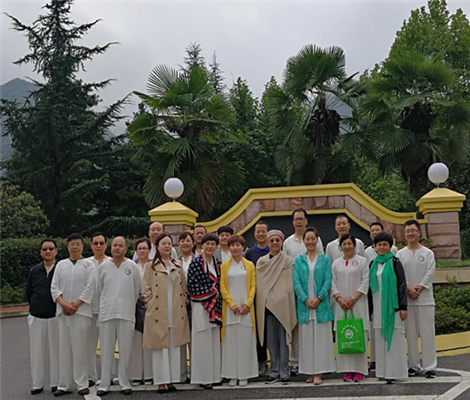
[293,253,334,324]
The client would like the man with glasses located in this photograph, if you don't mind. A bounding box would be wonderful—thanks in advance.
[51,233,96,396]
[397,220,437,379]
[87,232,110,387]
[26,239,60,395]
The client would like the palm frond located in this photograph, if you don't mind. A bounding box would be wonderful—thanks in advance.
[146,65,179,96]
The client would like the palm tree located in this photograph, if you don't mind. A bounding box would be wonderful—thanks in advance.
[128,66,244,215]
[269,45,365,184]
[363,51,470,199]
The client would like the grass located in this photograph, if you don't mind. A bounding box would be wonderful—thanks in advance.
[437,259,470,269]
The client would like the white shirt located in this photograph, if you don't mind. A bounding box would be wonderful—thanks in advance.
[326,237,366,265]
[364,245,398,266]
[225,260,252,327]
[396,246,436,306]
[331,254,369,331]
[221,249,231,264]
[98,259,142,324]
[181,255,193,280]
[87,256,110,314]
[51,258,96,318]
[166,263,173,328]
[307,256,318,321]
[283,235,324,259]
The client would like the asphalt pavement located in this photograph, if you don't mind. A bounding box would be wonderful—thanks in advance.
[2,316,469,400]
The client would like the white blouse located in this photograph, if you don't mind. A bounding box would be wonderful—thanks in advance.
[225,260,252,327]
[307,256,318,321]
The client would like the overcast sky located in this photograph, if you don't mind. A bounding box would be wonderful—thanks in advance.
[2,0,469,132]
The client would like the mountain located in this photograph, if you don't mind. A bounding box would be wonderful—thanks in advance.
[1,78,37,161]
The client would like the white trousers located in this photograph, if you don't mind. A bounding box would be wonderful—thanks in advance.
[374,328,408,379]
[28,315,60,390]
[370,316,376,362]
[57,314,91,391]
[129,330,153,381]
[405,305,437,372]
[221,324,258,380]
[335,330,368,375]
[99,319,135,391]
[299,320,336,375]
[88,314,99,383]
[190,327,221,384]
[151,328,187,385]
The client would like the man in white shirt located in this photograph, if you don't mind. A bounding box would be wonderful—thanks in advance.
[397,220,437,379]
[214,225,234,264]
[193,225,207,255]
[283,208,324,259]
[97,237,142,396]
[133,222,177,261]
[51,233,96,397]
[326,214,365,265]
[363,222,397,371]
[86,232,110,387]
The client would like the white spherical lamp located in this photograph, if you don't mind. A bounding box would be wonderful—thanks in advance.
[428,162,449,186]
[164,178,184,200]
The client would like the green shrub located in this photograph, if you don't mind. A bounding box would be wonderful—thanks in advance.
[434,281,470,335]
[0,284,27,305]
[436,260,470,269]
[461,229,470,260]
[0,237,136,291]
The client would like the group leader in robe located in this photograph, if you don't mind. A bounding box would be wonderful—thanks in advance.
[220,235,258,387]
[143,233,190,393]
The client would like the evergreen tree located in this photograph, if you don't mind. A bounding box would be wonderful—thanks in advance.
[180,42,206,74]
[209,52,226,94]
[1,0,126,235]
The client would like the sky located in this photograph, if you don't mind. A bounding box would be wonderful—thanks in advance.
[1,0,469,132]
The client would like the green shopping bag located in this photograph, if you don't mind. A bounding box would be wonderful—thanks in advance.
[337,309,366,354]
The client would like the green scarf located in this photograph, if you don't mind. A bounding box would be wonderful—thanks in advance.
[370,251,398,351]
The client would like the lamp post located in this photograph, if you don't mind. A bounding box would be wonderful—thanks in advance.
[164,178,184,201]
[427,162,449,187]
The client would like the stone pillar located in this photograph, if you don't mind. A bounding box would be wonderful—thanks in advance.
[148,201,198,249]
[416,188,466,261]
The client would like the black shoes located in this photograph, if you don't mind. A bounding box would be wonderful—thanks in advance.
[51,386,57,393]
[53,390,72,397]
[265,376,280,384]
[281,377,291,385]
[290,366,298,376]
[408,368,419,377]
[88,380,96,387]
[31,387,44,395]
[385,379,396,384]
[167,385,177,392]
[426,371,437,379]
[120,388,132,395]
[78,388,90,396]
[97,390,110,396]
[369,362,376,371]
[199,384,213,389]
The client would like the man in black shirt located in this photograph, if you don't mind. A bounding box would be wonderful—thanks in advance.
[26,238,59,395]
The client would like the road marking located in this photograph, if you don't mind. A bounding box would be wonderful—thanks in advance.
[435,367,470,400]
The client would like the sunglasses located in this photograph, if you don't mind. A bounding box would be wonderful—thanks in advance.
[41,247,55,251]
[92,241,106,246]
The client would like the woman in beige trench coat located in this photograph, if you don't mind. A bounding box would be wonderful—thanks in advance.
[143,233,190,393]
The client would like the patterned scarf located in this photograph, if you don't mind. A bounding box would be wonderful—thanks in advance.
[187,252,222,326]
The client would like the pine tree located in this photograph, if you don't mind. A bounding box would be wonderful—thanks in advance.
[209,52,226,94]
[180,42,206,74]
[1,0,126,235]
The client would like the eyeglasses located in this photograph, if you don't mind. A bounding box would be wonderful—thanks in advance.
[269,238,281,243]
[41,247,55,251]
[404,229,419,234]
[92,241,106,246]
[293,218,306,222]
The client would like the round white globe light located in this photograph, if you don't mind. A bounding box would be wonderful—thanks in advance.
[428,162,449,185]
[164,178,184,199]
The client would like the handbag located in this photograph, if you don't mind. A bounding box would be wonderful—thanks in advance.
[135,293,146,333]
[337,309,366,354]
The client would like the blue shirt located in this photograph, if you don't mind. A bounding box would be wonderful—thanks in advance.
[245,244,269,266]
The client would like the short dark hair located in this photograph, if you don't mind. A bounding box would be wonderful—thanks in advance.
[179,231,194,243]
[193,225,207,233]
[202,233,219,245]
[217,225,234,236]
[67,233,84,244]
[228,235,246,247]
[373,232,393,247]
[303,226,319,240]
[292,208,308,219]
[370,222,384,230]
[335,214,351,224]
[134,237,151,251]
[404,219,421,230]
[40,238,57,250]
[255,220,269,230]
[339,233,356,247]
[91,232,107,242]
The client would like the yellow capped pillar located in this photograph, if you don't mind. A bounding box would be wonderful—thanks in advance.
[416,188,466,261]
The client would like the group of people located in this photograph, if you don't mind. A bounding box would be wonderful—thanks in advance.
[26,209,437,396]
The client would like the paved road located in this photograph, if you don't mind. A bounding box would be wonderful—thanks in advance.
[2,317,469,400]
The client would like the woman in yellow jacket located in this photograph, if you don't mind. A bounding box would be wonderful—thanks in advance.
[220,235,258,387]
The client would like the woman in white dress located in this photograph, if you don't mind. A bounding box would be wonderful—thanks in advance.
[187,234,222,389]
[220,235,258,387]
[179,232,195,279]
[331,234,369,383]
[369,232,408,384]
[129,237,153,385]
[293,227,335,385]
[143,234,190,393]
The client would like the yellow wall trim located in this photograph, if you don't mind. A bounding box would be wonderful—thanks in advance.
[199,183,422,233]
[148,201,198,227]
[417,188,466,214]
